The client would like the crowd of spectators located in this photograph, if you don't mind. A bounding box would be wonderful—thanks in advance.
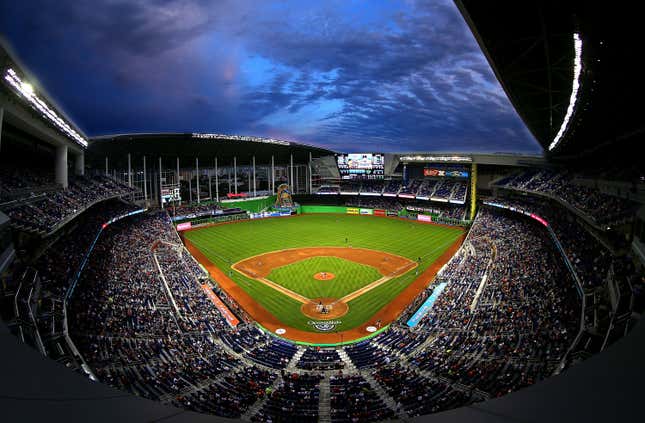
[374,364,471,417]
[319,178,468,204]
[168,202,222,219]
[407,208,580,397]
[495,168,637,224]
[7,195,627,422]
[0,166,58,201]
[329,374,395,422]
[1,171,135,234]
[252,373,322,423]
[297,348,344,370]
[316,185,341,194]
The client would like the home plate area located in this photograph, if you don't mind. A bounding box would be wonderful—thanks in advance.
[301,297,349,320]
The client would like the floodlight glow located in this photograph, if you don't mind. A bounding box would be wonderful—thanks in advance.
[548,33,583,151]
[3,68,88,147]
[20,81,34,95]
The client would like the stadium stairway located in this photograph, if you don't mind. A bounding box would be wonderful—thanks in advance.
[362,372,408,420]
[409,333,438,356]
[373,341,406,360]
[286,346,306,371]
[241,374,284,421]
[336,349,358,372]
[318,376,331,423]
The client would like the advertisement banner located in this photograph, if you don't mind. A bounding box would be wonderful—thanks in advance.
[201,285,239,327]
[176,222,192,231]
[346,207,359,215]
[386,210,398,217]
[407,282,447,327]
[359,208,373,215]
[417,214,432,223]
[374,209,386,216]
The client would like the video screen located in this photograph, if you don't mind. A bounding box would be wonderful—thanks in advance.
[337,153,384,179]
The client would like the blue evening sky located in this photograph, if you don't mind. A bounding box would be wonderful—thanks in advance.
[0,0,542,154]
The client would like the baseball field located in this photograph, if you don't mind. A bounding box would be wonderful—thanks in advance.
[183,213,464,344]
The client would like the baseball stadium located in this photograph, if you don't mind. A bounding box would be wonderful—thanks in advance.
[1,2,644,423]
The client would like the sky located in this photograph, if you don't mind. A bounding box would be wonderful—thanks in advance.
[0,0,542,154]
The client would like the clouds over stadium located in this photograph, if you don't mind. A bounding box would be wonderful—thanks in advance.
[0,0,541,153]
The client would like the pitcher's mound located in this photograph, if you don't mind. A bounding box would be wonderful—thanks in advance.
[301,297,348,319]
[313,272,335,281]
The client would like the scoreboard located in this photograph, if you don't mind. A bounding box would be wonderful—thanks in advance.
[337,153,384,179]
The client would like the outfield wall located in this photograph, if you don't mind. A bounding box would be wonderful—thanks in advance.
[298,204,470,226]
[220,195,276,212]
[298,205,349,214]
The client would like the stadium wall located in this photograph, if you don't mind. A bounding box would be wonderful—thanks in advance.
[220,195,276,212]
[298,205,348,214]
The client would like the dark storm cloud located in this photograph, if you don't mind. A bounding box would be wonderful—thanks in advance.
[0,0,542,153]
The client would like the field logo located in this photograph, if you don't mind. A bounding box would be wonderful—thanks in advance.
[308,320,342,332]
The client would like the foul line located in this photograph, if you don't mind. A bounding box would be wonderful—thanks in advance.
[336,261,418,303]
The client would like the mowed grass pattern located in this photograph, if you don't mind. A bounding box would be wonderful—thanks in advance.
[185,214,463,332]
[267,256,383,299]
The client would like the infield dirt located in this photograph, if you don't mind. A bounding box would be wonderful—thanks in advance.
[184,232,465,344]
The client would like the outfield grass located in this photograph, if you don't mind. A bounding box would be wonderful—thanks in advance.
[267,256,383,299]
[184,214,463,332]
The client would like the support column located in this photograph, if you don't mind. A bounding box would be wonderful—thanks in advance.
[0,107,4,153]
[127,153,132,187]
[233,156,238,194]
[215,157,219,202]
[295,165,299,193]
[143,156,147,201]
[196,157,200,204]
[176,156,180,185]
[252,155,256,197]
[105,156,109,176]
[74,152,85,176]
[271,155,275,193]
[208,170,212,201]
[159,157,163,209]
[248,160,252,196]
[308,152,313,194]
[227,167,231,194]
[55,145,68,189]
[290,153,294,189]
[188,177,192,203]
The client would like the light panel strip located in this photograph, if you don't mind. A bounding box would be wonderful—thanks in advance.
[548,33,583,151]
[3,68,87,147]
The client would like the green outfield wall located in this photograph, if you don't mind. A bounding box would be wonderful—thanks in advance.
[298,205,348,214]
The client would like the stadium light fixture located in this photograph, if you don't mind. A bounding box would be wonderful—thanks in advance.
[548,33,583,151]
[193,133,290,146]
[3,68,88,147]
[399,155,472,162]
[20,81,34,95]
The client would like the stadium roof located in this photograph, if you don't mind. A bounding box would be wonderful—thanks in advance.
[456,1,642,160]
[87,132,335,168]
